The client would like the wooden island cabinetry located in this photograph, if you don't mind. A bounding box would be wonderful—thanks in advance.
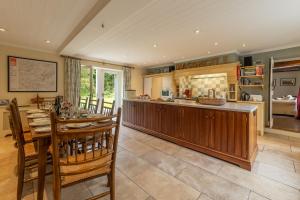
[122,99,258,170]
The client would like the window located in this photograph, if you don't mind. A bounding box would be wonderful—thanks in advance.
[80,65,96,98]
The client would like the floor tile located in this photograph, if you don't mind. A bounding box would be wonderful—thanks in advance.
[119,137,154,156]
[141,149,188,176]
[145,137,181,155]
[174,148,224,174]
[177,165,249,200]
[132,166,200,200]
[219,165,300,200]
[88,170,149,200]
[197,194,213,200]
[262,147,300,162]
[256,162,300,189]
[294,161,300,174]
[255,151,295,172]
[116,150,153,178]
[248,191,269,200]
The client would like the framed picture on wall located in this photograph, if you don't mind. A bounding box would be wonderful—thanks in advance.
[8,56,57,92]
[280,78,296,86]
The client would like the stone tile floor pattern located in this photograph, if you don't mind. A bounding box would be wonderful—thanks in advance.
[1,125,300,200]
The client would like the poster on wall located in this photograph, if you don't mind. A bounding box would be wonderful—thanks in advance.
[8,56,57,92]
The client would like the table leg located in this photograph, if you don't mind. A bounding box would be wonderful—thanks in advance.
[37,138,50,200]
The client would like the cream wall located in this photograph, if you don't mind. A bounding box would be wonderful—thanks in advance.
[0,44,144,105]
[0,44,64,105]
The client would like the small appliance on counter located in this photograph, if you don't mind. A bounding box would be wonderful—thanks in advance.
[240,92,251,101]
[250,95,263,102]
[161,90,173,101]
[124,90,136,99]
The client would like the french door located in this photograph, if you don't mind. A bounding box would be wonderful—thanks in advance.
[96,68,123,112]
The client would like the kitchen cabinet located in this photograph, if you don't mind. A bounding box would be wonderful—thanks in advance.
[143,73,175,98]
[123,99,257,170]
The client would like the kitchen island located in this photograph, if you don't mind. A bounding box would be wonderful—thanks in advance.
[122,99,258,170]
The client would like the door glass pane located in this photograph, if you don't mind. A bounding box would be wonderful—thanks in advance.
[91,68,97,98]
[104,72,115,103]
[80,66,90,98]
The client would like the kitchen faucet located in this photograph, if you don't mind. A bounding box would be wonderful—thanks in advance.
[208,88,216,99]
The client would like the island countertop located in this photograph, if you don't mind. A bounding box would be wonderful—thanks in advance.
[123,99,257,113]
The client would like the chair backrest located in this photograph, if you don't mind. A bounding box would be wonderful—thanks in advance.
[88,98,100,114]
[78,96,89,110]
[37,94,57,109]
[50,107,121,188]
[100,100,115,116]
[9,102,26,158]
[11,98,25,133]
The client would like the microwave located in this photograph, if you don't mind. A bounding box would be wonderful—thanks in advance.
[161,90,172,99]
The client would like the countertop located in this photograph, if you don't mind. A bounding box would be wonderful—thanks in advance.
[123,99,257,113]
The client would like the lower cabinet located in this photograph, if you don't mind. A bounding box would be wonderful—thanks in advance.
[122,100,257,170]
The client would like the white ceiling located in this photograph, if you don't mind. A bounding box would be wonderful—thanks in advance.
[61,0,300,67]
[1,0,300,67]
[0,0,98,52]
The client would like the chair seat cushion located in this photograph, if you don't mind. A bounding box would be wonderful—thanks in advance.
[59,150,113,187]
[24,143,38,158]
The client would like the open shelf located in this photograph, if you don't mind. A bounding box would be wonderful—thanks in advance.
[239,84,264,87]
[240,75,264,78]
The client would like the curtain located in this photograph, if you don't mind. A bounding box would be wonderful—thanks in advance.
[123,66,132,90]
[297,87,300,119]
[64,57,81,106]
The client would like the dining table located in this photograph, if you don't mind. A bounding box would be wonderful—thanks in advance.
[27,110,110,200]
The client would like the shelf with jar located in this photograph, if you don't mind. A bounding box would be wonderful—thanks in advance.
[238,64,265,88]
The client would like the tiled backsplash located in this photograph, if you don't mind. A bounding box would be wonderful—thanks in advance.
[179,73,228,97]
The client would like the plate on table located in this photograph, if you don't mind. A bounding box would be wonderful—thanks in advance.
[34,126,51,133]
[88,114,110,122]
[27,113,48,118]
[65,123,91,129]
[29,120,50,127]
[26,109,45,114]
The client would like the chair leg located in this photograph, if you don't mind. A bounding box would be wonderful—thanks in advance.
[17,157,25,200]
[107,174,111,187]
[109,171,115,200]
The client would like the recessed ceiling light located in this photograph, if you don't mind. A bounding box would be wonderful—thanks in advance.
[45,40,51,44]
[181,56,185,59]
[242,43,246,47]
[207,51,211,54]
[0,27,7,32]
[214,42,219,46]
[194,29,200,34]
[163,55,166,58]
[153,44,157,48]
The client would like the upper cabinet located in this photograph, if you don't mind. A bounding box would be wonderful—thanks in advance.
[143,73,175,99]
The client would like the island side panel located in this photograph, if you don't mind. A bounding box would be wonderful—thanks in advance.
[122,100,257,170]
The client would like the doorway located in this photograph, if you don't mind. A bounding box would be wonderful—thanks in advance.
[269,57,300,134]
[96,68,123,112]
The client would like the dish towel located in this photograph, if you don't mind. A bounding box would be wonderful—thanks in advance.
[297,87,300,119]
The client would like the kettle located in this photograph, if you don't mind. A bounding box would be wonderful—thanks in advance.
[241,92,250,101]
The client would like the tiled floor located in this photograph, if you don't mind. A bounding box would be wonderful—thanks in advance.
[1,126,300,200]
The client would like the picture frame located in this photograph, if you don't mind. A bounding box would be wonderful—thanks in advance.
[8,56,57,92]
[280,78,296,86]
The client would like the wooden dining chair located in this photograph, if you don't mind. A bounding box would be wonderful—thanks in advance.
[37,94,57,109]
[11,98,33,143]
[50,108,121,200]
[78,96,89,109]
[9,102,52,200]
[100,100,115,116]
[88,98,100,114]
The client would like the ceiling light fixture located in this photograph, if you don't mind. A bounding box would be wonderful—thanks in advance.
[45,40,51,44]
[153,44,157,48]
[0,27,7,32]
[207,51,211,54]
[214,42,219,46]
[194,29,200,34]
[242,43,246,47]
